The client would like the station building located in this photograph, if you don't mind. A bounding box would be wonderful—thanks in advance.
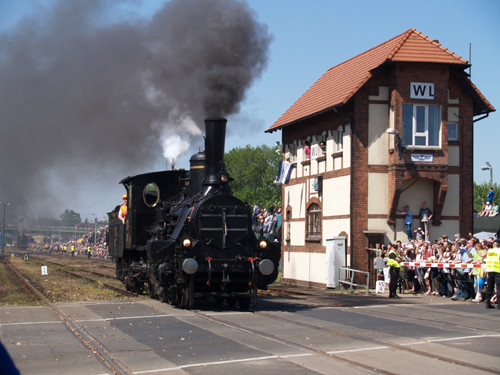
[266,29,495,288]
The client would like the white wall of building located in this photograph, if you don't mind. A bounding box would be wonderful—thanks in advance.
[368,173,388,215]
[284,183,306,219]
[323,218,350,243]
[443,174,460,217]
[368,103,389,165]
[399,178,434,211]
[448,146,460,166]
[323,175,351,216]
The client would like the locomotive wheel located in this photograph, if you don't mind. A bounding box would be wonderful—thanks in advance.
[166,286,178,306]
[178,277,194,309]
[238,296,251,310]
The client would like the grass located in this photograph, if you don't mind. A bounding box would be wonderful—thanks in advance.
[0,263,43,306]
[1,257,134,304]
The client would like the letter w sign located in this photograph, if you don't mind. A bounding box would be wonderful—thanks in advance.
[410,82,434,100]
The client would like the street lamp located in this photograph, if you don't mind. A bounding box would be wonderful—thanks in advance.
[481,162,493,187]
[386,128,401,157]
[0,202,10,255]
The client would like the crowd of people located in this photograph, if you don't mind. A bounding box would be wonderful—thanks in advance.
[371,232,499,308]
[250,203,282,242]
[477,201,499,217]
[31,226,110,259]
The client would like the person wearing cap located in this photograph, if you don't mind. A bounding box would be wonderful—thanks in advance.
[414,227,424,240]
[118,194,128,224]
[485,240,500,309]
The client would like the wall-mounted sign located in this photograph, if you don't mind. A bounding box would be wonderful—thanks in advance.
[410,82,435,100]
[411,154,433,162]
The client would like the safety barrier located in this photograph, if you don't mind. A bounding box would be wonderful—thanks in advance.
[338,267,370,295]
[400,262,485,268]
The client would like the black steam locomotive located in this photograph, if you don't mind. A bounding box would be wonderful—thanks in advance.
[107,119,280,309]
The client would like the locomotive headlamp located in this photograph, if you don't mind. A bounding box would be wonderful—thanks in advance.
[259,240,268,249]
[182,238,192,248]
[258,259,274,276]
[220,174,228,182]
[182,258,198,274]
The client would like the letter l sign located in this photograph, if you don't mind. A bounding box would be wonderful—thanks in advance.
[410,82,435,100]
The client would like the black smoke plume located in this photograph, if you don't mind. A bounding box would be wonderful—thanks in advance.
[0,0,271,221]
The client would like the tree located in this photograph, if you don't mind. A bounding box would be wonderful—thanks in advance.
[225,144,282,208]
[473,181,499,212]
[60,209,82,227]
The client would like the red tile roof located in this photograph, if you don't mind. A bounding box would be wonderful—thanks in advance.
[267,28,494,132]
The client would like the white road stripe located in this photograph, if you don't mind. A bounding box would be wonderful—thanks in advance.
[133,353,312,374]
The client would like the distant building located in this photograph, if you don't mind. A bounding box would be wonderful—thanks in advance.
[266,29,495,288]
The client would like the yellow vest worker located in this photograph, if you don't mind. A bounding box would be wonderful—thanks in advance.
[485,241,500,309]
[388,248,401,299]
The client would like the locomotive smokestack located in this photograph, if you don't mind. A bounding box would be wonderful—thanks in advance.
[203,119,227,185]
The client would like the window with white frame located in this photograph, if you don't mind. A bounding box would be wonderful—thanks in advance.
[402,104,441,147]
[448,122,458,141]
[336,127,344,151]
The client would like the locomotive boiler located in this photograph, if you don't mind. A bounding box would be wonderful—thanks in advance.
[108,119,281,309]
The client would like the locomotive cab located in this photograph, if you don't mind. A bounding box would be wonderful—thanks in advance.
[108,170,188,289]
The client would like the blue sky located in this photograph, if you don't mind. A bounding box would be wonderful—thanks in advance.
[1,0,498,219]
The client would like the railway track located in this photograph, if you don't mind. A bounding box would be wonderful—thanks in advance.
[0,257,130,374]
[30,255,116,278]
[27,256,138,298]
[187,303,500,375]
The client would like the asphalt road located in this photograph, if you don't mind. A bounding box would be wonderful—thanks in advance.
[1,292,499,374]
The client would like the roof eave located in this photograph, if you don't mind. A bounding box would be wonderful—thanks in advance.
[265,103,347,133]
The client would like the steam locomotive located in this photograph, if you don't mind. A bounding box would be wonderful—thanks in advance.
[107,119,281,309]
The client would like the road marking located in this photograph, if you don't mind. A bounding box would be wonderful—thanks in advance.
[0,320,62,327]
[327,346,388,354]
[401,334,500,345]
[75,314,177,323]
[133,353,312,374]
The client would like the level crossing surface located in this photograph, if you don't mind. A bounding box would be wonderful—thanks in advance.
[1,293,499,375]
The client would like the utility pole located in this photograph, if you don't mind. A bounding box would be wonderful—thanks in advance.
[0,202,9,256]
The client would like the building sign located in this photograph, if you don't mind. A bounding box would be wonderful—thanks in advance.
[410,82,435,100]
[411,154,433,162]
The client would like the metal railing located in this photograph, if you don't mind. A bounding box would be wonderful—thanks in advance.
[338,267,370,295]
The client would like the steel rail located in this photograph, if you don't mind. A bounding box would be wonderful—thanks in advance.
[28,257,137,298]
[254,310,500,375]
[30,256,116,279]
[190,309,397,375]
[1,258,131,375]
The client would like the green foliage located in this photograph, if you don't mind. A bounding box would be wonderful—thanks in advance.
[225,144,282,208]
[59,209,82,227]
[473,181,500,212]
